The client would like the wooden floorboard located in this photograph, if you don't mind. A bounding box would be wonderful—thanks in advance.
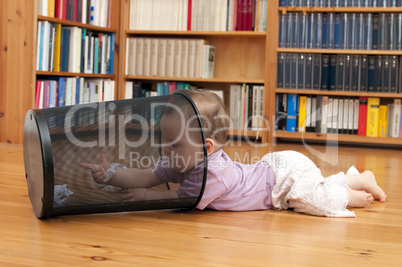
[1,141,401,266]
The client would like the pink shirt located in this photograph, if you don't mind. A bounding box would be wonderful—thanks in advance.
[152,149,276,211]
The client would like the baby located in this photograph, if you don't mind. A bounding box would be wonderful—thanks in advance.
[80,89,387,217]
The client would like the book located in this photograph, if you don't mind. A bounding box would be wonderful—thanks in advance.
[202,45,215,79]
[276,93,287,131]
[390,99,401,137]
[305,54,313,89]
[230,84,242,130]
[297,53,305,89]
[378,105,389,137]
[321,55,330,90]
[343,55,351,91]
[366,98,380,137]
[277,53,285,88]
[312,54,321,90]
[286,94,298,132]
[298,95,307,132]
[358,97,368,136]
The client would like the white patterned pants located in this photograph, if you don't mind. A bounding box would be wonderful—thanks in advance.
[262,151,356,218]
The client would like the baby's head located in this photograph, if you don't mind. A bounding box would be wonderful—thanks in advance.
[159,89,230,173]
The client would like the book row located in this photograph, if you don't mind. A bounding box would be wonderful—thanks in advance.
[129,0,267,32]
[229,84,265,131]
[279,0,402,7]
[37,0,113,27]
[124,81,225,100]
[125,38,215,79]
[36,21,115,74]
[276,93,402,138]
[279,12,402,50]
[277,53,402,93]
[35,77,115,109]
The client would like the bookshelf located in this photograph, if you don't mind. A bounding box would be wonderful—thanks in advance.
[34,1,120,109]
[269,0,402,146]
[119,0,269,141]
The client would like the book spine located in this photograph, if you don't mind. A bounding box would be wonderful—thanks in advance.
[366,97,380,137]
[378,105,389,137]
[358,97,368,136]
[286,93,298,132]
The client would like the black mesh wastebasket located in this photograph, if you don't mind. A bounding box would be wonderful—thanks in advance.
[23,93,207,218]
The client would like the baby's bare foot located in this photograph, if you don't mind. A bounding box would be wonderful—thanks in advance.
[362,171,387,202]
[347,189,374,208]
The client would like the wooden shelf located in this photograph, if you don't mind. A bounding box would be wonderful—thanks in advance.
[37,71,116,79]
[277,48,402,55]
[125,30,266,37]
[276,89,402,98]
[125,76,264,84]
[278,7,402,13]
[229,129,262,139]
[275,131,402,146]
[37,15,118,33]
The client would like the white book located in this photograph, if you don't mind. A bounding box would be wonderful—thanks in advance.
[129,0,136,29]
[327,98,333,132]
[181,39,189,77]
[220,0,228,31]
[306,97,312,130]
[126,38,136,75]
[142,38,151,76]
[82,0,88,24]
[343,98,349,133]
[338,99,343,134]
[165,38,175,77]
[94,0,101,26]
[320,96,329,134]
[194,39,208,78]
[202,45,215,78]
[187,39,196,78]
[228,0,234,31]
[157,38,167,76]
[348,99,354,133]
[332,98,338,132]
[353,99,359,134]
[37,0,48,16]
[251,85,260,130]
[150,38,159,76]
[100,0,109,27]
[125,81,133,99]
[42,21,50,72]
[36,21,43,71]
[191,0,197,31]
[89,36,94,73]
[174,39,182,77]
[391,99,401,137]
[230,84,242,130]
[214,0,221,31]
[110,80,115,100]
[177,0,183,31]
[101,34,107,74]
[135,38,144,76]
[182,0,188,31]
[84,35,89,73]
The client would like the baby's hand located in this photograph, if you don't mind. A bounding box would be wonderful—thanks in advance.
[79,154,110,184]
[117,188,147,202]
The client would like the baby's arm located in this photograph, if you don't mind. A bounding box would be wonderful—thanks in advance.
[79,154,163,189]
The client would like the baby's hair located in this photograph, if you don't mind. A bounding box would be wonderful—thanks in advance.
[175,89,230,146]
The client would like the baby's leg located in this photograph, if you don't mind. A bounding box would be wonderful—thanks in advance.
[347,188,374,208]
[346,170,387,202]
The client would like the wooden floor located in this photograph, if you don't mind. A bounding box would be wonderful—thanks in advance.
[1,141,402,266]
